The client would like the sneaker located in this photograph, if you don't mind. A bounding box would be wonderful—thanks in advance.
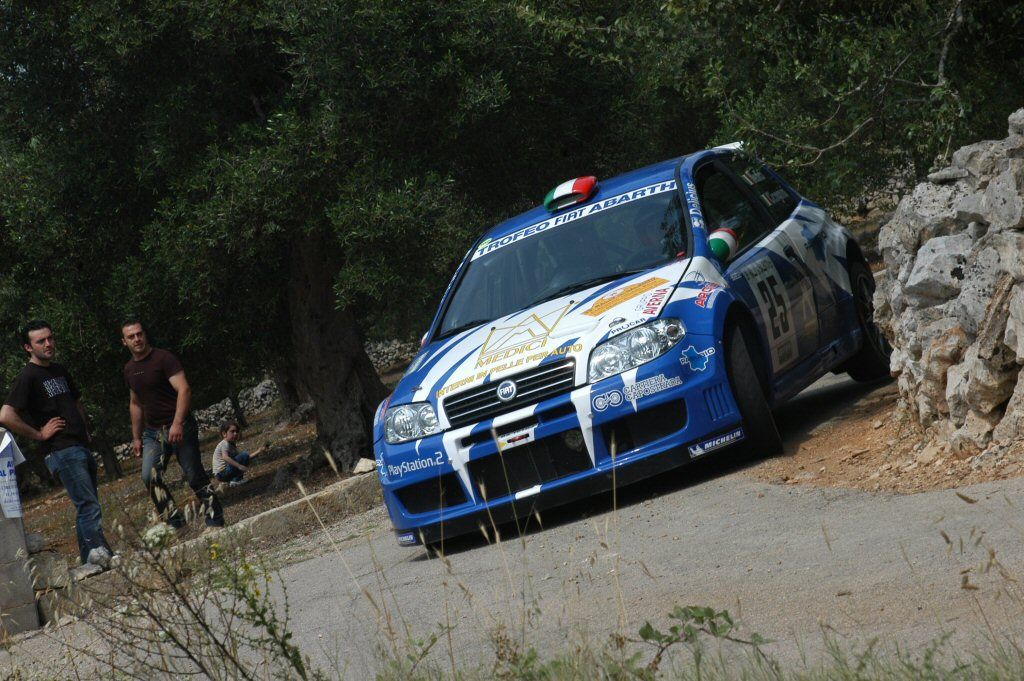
[229,478,249,487]
[87,546,112,569]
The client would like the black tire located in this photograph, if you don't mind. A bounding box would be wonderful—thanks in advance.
[726,322,783,458]
[844,260,892,382]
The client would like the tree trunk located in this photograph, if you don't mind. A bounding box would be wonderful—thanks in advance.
[229,392,249,428]
[285,233,388,474]
[272,366,304,416]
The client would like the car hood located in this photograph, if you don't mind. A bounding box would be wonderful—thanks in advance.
[394,259,691,425]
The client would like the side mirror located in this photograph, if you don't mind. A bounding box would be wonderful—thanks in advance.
[708,228,738,264]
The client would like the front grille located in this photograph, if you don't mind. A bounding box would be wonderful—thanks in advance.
[468,430,591,501]
[395,473,469,515]
[444,359,576,428]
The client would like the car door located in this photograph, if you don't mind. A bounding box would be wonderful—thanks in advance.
[695,159,819,378]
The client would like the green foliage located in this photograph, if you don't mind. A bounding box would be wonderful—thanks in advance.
[0,0,1019,450]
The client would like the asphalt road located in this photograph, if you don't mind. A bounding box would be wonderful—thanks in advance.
[4,374,1021,678]
[274,373,1024,676]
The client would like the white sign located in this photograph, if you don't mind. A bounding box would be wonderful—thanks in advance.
[0,430,25,519]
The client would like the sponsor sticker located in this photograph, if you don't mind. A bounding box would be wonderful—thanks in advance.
[584,277,669,317]
[475,303,571,370]
[684,181,705,232]
[688,427,744,458]
[592,373,682,411]
[623,373,682,401]
[386,451,447,479]
[592,389,624,412]
[471,180,678,260]
[694,282,721,309]
[679,345,716,372]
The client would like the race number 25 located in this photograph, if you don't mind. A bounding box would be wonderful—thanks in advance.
[755,275,789,340]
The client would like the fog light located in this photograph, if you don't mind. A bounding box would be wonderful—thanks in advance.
[563,430,585,452]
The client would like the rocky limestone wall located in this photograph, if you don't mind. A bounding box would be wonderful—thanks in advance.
[876,108,1024,457]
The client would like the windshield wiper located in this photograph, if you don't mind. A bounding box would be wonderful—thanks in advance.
[436,319,492,341]
[532,269,650,306]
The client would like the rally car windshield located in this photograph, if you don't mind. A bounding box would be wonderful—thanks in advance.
[437,189,686,339]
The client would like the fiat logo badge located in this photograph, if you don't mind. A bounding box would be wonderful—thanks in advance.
[496,380,517,403]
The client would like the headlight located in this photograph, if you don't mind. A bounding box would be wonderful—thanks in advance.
[384,402,441,444]
[588,318,685,383]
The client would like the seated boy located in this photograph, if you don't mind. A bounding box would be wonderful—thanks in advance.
[212,420,267,486]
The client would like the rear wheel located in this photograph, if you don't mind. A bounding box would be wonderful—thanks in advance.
[725,322,782,458]
[844,260,892,382]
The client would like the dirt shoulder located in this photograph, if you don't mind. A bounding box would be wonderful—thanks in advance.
[748,377,1024,493]
[20,406,343,559]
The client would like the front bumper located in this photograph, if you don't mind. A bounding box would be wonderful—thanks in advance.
[376,333,744,546]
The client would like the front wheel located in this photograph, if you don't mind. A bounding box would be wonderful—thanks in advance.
[725,323,782,458]
[844,260,892,382]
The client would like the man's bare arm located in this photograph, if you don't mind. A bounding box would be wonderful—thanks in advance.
[0,405,64,442]
[129,389,145,456]
[167,371,191,444]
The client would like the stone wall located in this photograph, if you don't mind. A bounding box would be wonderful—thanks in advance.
[875,109,1024,457]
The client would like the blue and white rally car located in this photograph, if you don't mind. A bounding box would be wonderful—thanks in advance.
[373,144,890,546]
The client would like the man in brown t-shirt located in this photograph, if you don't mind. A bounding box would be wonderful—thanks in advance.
[122,320,223,529]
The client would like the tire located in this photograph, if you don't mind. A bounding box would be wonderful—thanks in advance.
[725,322,783,458]
[844,260,892,382]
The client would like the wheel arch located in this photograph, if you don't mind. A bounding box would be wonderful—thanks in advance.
[722,301,772,401]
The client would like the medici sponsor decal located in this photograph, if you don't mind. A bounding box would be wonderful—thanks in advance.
[386,451,447,479]
[584,277,669,317]
[435,304,583,399]
[477,303,571,369]
[679,345,716,372]
[687,427,744,458]
[471,180,678,261]
[592,374,682,412]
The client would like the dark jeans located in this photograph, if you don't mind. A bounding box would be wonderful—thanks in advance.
[141,414,224,527]
[215,452,250,483]
[44,445,111,564]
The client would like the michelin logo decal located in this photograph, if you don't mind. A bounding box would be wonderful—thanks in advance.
[688,427,744,458]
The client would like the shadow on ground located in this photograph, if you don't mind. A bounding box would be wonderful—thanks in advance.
[419,374,893,559]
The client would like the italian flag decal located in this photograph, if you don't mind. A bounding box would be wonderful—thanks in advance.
[709,228,738,262]
[544,176,598,211]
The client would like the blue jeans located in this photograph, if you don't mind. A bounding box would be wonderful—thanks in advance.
[215,452,250,483]
[44,445,110,564]
[141,414,224,527]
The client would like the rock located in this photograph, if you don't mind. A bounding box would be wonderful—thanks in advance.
[916,444,942,465]
[68,563,103,582]
[928,167,969,184]
[902,233,972,305]
[289,402,316,425]
[27,552,70,590]
[876,108,1024,452]
[351,458,377,475]
[24,533,45,554]
[1010,108,1024,136]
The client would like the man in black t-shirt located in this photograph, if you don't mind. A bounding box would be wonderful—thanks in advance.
[122,319,224,530]
[0,320,113,566]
